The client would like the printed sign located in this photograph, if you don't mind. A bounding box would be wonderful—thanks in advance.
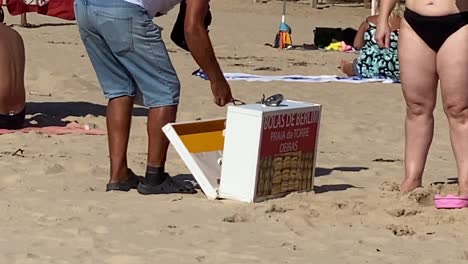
[256,110,320,197]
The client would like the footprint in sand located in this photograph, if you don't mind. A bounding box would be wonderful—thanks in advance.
[281,241,298,251]
[386,224,415,236]
[404,188,436,206]
[222,213,247,223]
[379,181,400,192]
[264,204,289,214]
[334,201,366,215]
[386,206,421,217]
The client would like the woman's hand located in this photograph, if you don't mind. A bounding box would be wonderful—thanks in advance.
[375,20,391,48]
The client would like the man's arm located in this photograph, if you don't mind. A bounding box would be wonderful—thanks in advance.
[184,0,232,106]
[184,0,224,82]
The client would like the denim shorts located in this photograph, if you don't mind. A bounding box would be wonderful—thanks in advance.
[75,0,180,108]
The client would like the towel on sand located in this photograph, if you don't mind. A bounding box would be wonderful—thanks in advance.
[0,122,106,135]
[192,69,399,84]
[3,0,75,20]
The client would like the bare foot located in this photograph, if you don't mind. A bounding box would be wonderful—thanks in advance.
[400,177,422,193]
[339,60,356,76]
[458,179,468,196]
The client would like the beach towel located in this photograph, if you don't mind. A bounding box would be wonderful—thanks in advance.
[3,0,75,20]
[192,69,399,84]
[0,122,106,135]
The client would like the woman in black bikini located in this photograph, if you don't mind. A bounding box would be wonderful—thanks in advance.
[376,0,468,196]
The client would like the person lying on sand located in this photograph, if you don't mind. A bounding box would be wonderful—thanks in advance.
[75,0,233,194]
[340,4,401,80]
[0,23,26,129]
[376,0,468,200]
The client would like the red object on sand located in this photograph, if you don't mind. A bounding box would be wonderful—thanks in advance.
[3,0,75,20]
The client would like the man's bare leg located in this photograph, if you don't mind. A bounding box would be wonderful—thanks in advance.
[147,105,177,168]
[137,105,195,194]
[437,25,468,196]
[398,22,439,192]
[106,96,133,183]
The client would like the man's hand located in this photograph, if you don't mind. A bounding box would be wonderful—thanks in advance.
[210,79,233,106]
[184,0,235,106]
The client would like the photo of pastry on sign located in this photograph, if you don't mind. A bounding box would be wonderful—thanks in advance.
[256,110,319,197]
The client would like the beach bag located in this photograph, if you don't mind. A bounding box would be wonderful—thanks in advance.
[170,0,212,51]
[314,27,342,48]
[313,27,357,48]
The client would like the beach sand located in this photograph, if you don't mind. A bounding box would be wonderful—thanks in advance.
[1,1,468,263]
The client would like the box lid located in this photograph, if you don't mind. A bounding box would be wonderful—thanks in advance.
[163,119,226,199]
[228,99,321,117]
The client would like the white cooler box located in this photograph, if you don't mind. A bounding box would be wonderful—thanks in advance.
[163,100,321,203]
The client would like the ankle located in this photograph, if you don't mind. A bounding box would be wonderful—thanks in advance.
[109,167,130,183]
[145,165,167,185]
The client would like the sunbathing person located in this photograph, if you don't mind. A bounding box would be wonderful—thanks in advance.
[0,23,26,129]
[340,5,401,80]
[376,0,468,199]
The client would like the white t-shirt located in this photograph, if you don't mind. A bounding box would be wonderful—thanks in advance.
[124,0,181,17]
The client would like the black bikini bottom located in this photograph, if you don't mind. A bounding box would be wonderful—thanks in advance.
[404,8,468,52]
[0,108,26,130]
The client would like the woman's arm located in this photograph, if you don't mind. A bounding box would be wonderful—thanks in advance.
[377,0,398,24]
[375,0,398,48]
[353,21,369,50]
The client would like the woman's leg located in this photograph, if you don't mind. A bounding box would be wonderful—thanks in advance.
[436,25,468,196]
[398,21,439,192]
[340,60,356,76]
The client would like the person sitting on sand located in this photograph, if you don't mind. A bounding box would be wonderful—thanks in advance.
[75,0,233,194]
[0,22,26,129]
[340,5,402,80]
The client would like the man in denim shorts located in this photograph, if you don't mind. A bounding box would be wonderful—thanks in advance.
[75,0,233,194]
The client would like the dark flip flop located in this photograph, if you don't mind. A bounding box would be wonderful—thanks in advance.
[137,174,196,195]
[106,170,142,192]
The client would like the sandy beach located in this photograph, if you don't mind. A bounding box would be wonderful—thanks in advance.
[1,1,468,263]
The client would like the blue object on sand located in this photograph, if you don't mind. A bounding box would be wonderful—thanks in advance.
[279,22,291,33]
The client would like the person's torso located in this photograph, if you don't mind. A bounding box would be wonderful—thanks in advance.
[406,0,468,16]
[123,0,181,17]
[0,25,26,113]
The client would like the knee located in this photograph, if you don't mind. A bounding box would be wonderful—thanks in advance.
[406,101,434,117]
[443,101,468,120]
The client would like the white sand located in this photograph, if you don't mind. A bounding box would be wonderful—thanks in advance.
[1,1,467,263]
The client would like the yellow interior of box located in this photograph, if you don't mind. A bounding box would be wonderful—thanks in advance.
[173,119,226,153]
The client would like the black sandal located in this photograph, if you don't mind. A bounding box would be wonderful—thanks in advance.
[106,170,142,192]
[137,173,196,195]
